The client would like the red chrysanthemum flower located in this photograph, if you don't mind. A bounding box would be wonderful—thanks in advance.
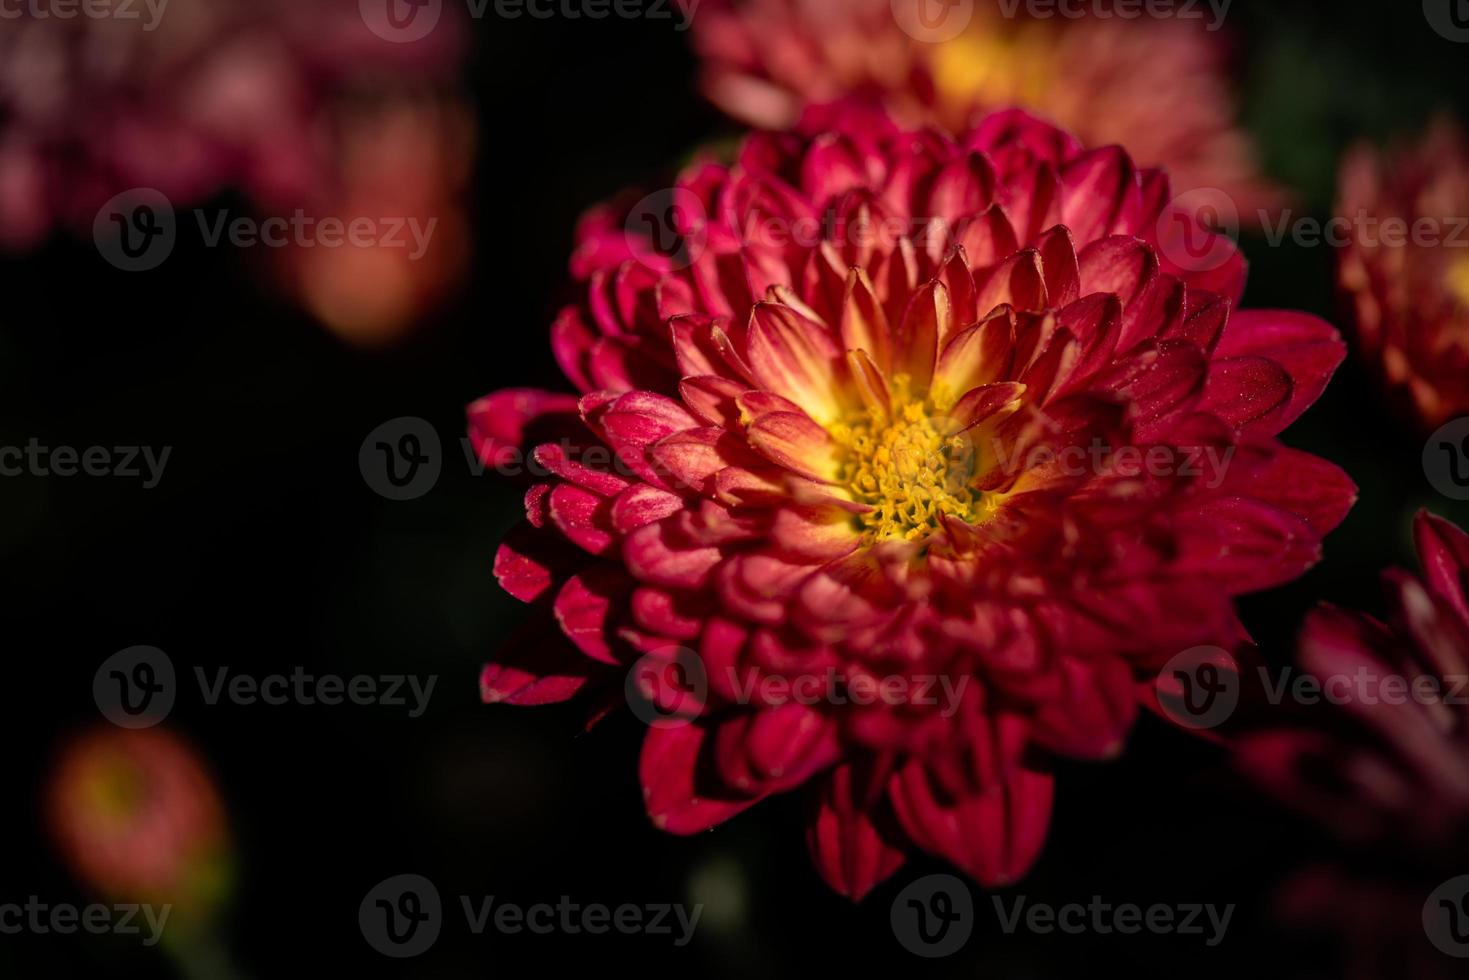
[472,107,1354,898]
[1236,512,1469,977]
[692,0,1283,218]
[48,727,231,917]
[1338,118,1469,430]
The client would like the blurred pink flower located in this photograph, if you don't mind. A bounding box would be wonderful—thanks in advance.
[0,0,472,342]
[1237,512,1469,978]
[48,727,231,918]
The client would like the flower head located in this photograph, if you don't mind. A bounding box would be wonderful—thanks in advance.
[1338,119,1469,430]
[473,107,1353,897]
[48,727,231,918]
[1236,512,1469,976]
[692,0,1282,215]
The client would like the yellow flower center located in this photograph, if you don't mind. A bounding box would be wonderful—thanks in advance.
[928,24,1055,120]
[829,378,982,543]
[1447,255,1469,309]
[77,758,146,823]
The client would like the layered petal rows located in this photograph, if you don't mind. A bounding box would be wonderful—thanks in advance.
[473,107,1354,897]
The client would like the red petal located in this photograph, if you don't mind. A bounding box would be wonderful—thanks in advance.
[548,483,618,556]
[805,763,909,901]
[897,280,949,390]
[712,703,841,794]
[640,724,764,834]
[747,302,849,424]
[1060,147,1139,244]
[554,566,634,665]
[1029,655,1137,759]
[467,388,583,470]
[839,268,893,376]
[494,522,582,604]
[889,760,1054,887]
[975,248,1046,315]
[1416,511,1469,632]
[1201,356,1294,439]
[1077,236,1158,307]
[482,621,600,706]
[680,375,748,428]
[1213,311,1345,434]
[624,521,723,589]
[745,409,841,483]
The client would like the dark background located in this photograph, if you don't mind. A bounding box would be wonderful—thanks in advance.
[2,1,1468,976]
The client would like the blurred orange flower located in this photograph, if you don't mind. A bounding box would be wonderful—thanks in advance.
[277,93,475,347]
[48,727,231,921]
[1338,118,1469,431]
[693,0,1282,216]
